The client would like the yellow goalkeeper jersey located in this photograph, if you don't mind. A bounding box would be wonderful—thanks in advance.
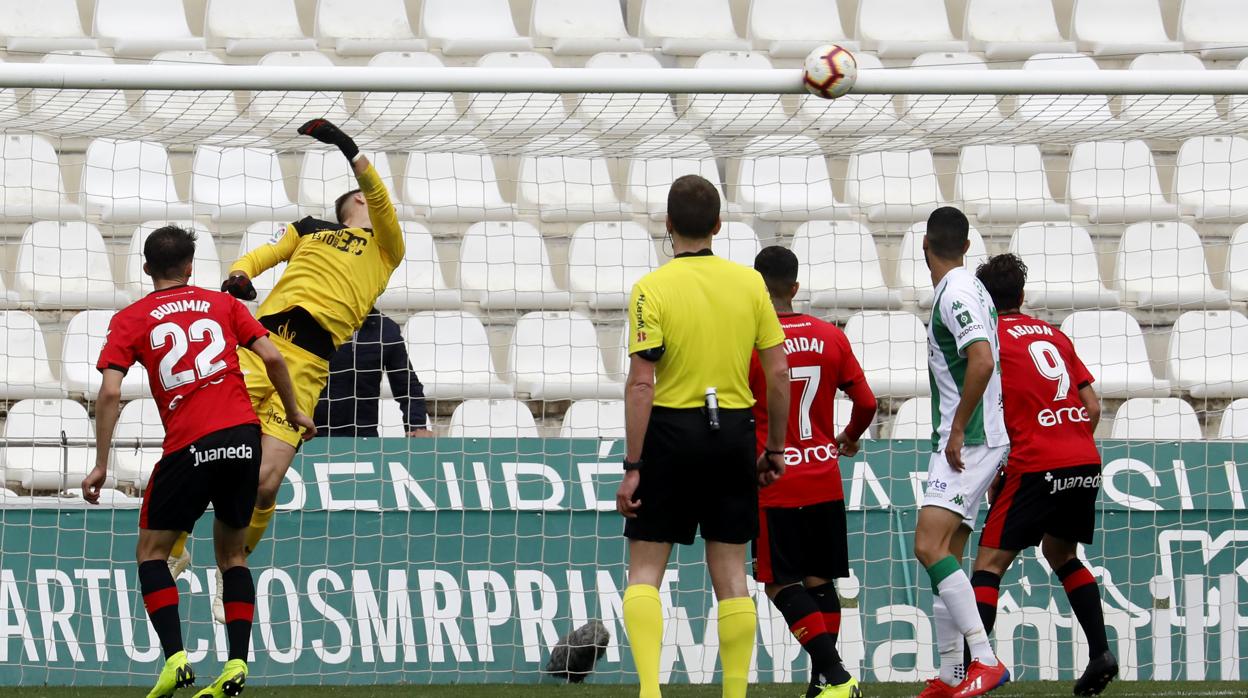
[229,163,404,350]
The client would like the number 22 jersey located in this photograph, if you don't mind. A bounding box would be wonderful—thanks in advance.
[97,285,269,456]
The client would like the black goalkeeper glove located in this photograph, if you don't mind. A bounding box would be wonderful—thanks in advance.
[298,118,359,162]
[221,273,257,301]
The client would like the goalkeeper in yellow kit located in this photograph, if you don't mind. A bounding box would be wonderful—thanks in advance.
[169,119,404,623]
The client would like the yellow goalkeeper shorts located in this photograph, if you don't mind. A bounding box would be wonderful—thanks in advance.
[239,333,329,449]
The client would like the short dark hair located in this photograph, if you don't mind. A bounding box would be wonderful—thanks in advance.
[976,253,1028,312]
[925,206,970,260]
[754,245,799,298]
[143,225,197,281]
[667,174,720,238]
[335,188,361,225]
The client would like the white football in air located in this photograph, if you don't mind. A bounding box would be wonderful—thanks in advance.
[803,44,858,100]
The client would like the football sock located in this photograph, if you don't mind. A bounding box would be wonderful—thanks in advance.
[221,566,256,661]
[170,533,188,560]
[772,585,850,691]
[933,596,963,686]
[928,556,997,666]
[807,582,843,649]
[1056,559,1110,657]
[970,570,1002,634]
[244,504,276,556]
[138,560,183,659]
[623,584,663,698]
[717,597,756,698]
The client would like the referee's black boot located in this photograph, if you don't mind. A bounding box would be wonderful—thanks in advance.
[1072,650,1118,696]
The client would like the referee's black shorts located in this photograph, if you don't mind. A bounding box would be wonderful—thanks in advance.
[624,406,758,546]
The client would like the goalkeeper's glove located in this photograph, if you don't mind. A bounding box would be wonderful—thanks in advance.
[221,273,257,301]
[297,118,359,162]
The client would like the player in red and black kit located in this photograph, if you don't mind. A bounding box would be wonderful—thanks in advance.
[748,246,876,698]
[81,225,314,698]
[969,254,1118,697]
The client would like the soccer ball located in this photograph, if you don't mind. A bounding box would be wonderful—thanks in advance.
[803,44,857,100]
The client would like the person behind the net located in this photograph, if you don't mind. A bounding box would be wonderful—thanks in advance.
[969,253,1118,697]
[81,225,315,698]
[166,118,405,622]
[616,174,790,698]
[914,206,1011,698]
[747,246,875,698]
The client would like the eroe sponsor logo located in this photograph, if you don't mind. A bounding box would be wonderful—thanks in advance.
[1037,405,1091,427]
[783,441,839,467]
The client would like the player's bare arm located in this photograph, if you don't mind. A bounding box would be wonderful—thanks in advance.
[757,343,790,486]
[82,368,126,504]
[617,354,656,518]
[947,340,995,472]
[1077,384,1101,432]
[250,335,316,441]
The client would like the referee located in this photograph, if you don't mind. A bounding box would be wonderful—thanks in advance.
[617,174,791,698]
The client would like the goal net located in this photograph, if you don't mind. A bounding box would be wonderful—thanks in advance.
[0,58,1244,689]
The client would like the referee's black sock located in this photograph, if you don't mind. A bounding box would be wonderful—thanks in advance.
[138,560,184,659]
[773,584,850,692]
[221,566,256,661]
[1055,559,1110,657]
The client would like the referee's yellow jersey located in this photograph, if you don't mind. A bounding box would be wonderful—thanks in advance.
[628,250,785,409]
[229,164,404,349]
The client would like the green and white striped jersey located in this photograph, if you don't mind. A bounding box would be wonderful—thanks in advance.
[927,266,1008,452]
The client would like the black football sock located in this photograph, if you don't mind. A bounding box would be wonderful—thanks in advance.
[803,582,852,686]
[139,560,184,659]
[970,570,1002,635]
[1056,559,1110,657]
[221,566,256,661]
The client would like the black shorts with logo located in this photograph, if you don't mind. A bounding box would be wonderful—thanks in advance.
[753,499,849,585]
[624,407,758,545]
[140,424,262,533]
[980,463,1101,551]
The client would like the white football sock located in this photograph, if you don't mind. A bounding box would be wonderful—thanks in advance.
[933,596,963,686]
[936,569,997,666]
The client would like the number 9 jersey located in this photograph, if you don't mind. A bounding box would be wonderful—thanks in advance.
[96,285,269,456]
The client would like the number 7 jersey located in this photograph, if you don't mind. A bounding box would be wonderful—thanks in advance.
[97,285,269,456]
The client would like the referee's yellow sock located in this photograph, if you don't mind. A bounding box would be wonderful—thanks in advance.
[170,532,188,559]
[717,596,757,698]
[244,504,276,556]
[623,584,663,698]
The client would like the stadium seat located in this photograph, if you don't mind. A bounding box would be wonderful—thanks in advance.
[900,53,1005,136]
[467,53,577,137]
[956,145,1068,223]
[0,133,83,221]
[80,140,192,223]
[508,311,623,400]
[236,222,288,303]
[298,150,398,218]
[575,53,681,137]
[191,146,299,222]
[1060,310,1171,399]
[516,140,630,222]
[140,52,245,143]
[1168,310,1248,399]
[204,0,316,55]
[314,0,426,56]
[685,52,794,135]
[30,51,135,138]
[735,136,852,221]
[1067,141,1180,223]
[0,274,17,309]
[1073,0,1181,56]
[374,222,461,311]
[625,136,727,220]
[746,0,857,58]
[1115,221,1230,309]
[373,399,406,437]
[843,311,929,398]
[1110,398,1202,440]
[567,221,658,309]
[0,0,97,52]
[420,0,533,55]
[447,399,538,438]
[1217,399,1248,439]
[711,222,762,267]
[962,0,1075,60]
[1014,54,1122,142]
[1,399,94,491]
[1121,54,1221,136]
[790,221,900,310]
[402,143,515,222]
[639,0,749,56]
[559,399,626,438]
[831,398,875,439]
[890,397,932,440]
[113,399,162,487]
[0,311,63,399]
[61,311,150,399]
[1008,222,1119,310]
[796,52,899,136]
[358,53,464,138]
[1227,223,1248,301]
[14,221,125,309]
[896,222,988,307]
[122,221,222,297]
[459,221,571,310]
[530,0,642,55]
[855,0,968,58]
[1179,0,1248,59]
[250,52,354,132]
[845,149,946,223]
[93,0,205,56]
[404,312,511,399]
[1174,136,1248,222]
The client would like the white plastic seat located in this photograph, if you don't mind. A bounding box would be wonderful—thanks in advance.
[62,311,150,399]
[844,311,929,398]
[140,51,245,143]
[298,150,398,217]
[531,0,642,55]
[956,144,1068,223]
[420,0,533,55]
[122,221,222,297]
[30,51,135,138]
[516,141,630,222]
[358,53,463,138]
[1168,310,1248,399]
[374,222,461,311]
[711,222,762,267]
[845,149,946,223]
[747,0,857,58]
[559,400,626,438]
[640,0,749,56]
[626,136,726,220]
[735,136,852,221]
[205,0,316,55]
[963,0,1075,59]
[1111,398,1202,440]
[236,222,289,303]
[830,398,875,439]
[856,0,968,58]
[0,312,63,399]
[1218,399,1248,439]
[1175,136,1248,222]
[797,52,899,136]
[890,397,933,439]
[192,146,299,222]
[1068,141,1179,223]
[1060,310,1170,399]
[576,53,681,137]
[1121,54,1221,136]
[791,221,901,310]
[14,221,125,309]
[896,222,988,307]
[315,0,426,56]
[900,53,1005,136]
[1073,0,1181,56]
[509,312,623,400]
[0,0,97,52]
[2,399,94,491]
[467,53,577,137]
[685,52,793,135]
[402,142,515,222]
[113,399,163,487]
[80,140,192,223]
[1180,0,1248,59]
[1008,222,1119,310]
[1227,223,1248,301]
[250,52,353,133]
[1014,54,1122,141]
[0,134,83,221]
[567,222,658,309]
[377,399,406,437]
[93,0,205,56]
[459,221,571,310]
[447,400,538,438]
[1116,221,1229,309]
[404,312,511,399]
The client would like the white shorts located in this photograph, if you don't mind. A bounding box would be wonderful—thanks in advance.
[922,444,1009,527]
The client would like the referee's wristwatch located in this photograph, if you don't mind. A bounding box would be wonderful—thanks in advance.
[623,458,643,472]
